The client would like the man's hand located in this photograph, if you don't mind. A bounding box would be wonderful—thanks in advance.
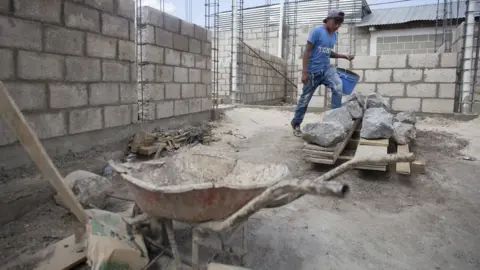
[344,54,355,61]
[301,71,309,84]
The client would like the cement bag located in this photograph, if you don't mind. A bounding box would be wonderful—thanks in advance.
[85,209,149,270]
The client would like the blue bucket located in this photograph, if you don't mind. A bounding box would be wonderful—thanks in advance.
[337,68,360,95]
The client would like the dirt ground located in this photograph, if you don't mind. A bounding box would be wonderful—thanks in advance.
[2,107,480,270]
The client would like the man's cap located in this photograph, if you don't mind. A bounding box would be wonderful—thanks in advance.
[323,10,345,23]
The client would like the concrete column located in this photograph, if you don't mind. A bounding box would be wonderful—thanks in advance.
[277,0,285,58]
[230,0,239,103]
[460,0,477,113]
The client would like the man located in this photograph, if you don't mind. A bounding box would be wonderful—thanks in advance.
[291,10,354,136]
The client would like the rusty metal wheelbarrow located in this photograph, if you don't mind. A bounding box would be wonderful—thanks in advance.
[109,152,414,269]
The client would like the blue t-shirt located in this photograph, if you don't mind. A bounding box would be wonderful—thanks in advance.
[306,26,337,73]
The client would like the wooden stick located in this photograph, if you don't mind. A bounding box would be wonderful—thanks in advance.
[0,81,88,224]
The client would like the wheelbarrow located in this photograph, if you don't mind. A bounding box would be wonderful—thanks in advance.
[109,151,414,269]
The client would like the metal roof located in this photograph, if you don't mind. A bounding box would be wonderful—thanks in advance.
[218,0,368,30]
[356,1,479,27]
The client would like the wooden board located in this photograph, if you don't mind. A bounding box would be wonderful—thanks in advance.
[354,144,388,171]
[396,144,411,175]
[411,159,426,174]
[359,138,389,147]
[208,263,251,270]
[34,235,86,270]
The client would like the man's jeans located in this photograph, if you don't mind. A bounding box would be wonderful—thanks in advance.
[291,66,342,127]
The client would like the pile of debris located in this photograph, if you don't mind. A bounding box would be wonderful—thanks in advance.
[129,123,216,157]
[302,92,416,147]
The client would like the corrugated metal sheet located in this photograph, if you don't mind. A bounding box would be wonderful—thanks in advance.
[357,1,480,27]
[218,0,366,30]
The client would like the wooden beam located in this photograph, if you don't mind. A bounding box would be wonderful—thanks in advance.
[359,138,389,147]
[396,144,411,175]
[411,159,426,174]
[34,235,86,270]
[0,82,87,224]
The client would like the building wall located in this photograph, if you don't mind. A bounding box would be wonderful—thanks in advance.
[137,6,212,120]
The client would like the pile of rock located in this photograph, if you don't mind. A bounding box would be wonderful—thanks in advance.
[302,92,417,147]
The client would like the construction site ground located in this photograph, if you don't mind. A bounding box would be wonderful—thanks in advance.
[2,107,480,270]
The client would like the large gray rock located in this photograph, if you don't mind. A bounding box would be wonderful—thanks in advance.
[302,122,347,147]
[55,170,113,209]
[345,92,367,109]
[344,100,363,119]
[394,111,417,124]
[323,106,354,131]
[365,93,391,111]
[360,107,394,139]
[393,122,416,145]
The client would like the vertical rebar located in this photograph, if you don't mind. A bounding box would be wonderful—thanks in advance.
[470,18,480,110]
[238,0,245,103]
[263,0,271,53]
[460,0,477,113]
[435,0,441,52]
[205,0,220,111]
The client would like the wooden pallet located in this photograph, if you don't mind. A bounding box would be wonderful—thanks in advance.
[302,119,361,165]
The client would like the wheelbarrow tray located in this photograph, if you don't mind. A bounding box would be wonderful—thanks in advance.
[111,153,290,222]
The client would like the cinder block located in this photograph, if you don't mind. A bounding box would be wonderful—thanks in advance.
[165,49,181,65]
[69,108,103,134]
[195,55,207,69]
[156,101,174,119]
[202,41,211,57]
[365,69,392,82]
[0,16,42,50]
[89,83,120,105]
[379,54,407,68]
[86,33,116,59]
[140,25,155,44]
[120,83,137,103]
[165,83,181,99]
[438,83,455,98]
[14,0,61,23]
[0,49,14,80]
[173,34,189,51]
[5,82,46,110]
[156,65,174,82]
[422,98,454,113]
[131,62,137,81]
[353,83,376,94]
[0,119,17,145]
[189,98,202,113]
[195,84,207,97]
[189,38,201,54]
[173,67,189,83]
[27,112,67,139]
[143,83,165,101]
[117,0,135,19]
[406,84,437,97]
[163,13,180,33]
[45,26,84,56]
[181,84,195,98]
[393,69,423,82]
[129,21,135,41]
[184,69,198,83]
[65,2,100,32]
[138,64,155,82]
[156,28,173,48]
[181,52,195,68]
[139,6,163,26]
[131,103,139,123]
[392,98,421,111]
[119,40,135,61]
[85,0,114,11]
[441,53,459,67]
[103,60,130,82]
[194,25,207,41]
[174,100,189,115]
[408,54,439,68]
[181,21,195,37]
[104,105,132,127]
[49,83,88,109]
[202,70,211,84]
[138,44,164,64]
[66,57,101,82]
[377,83,405,97]
[352,56,377,69]
[18,51,64,80]
[424,69,456,83]
[139,103,155,121]
[201,98,213,111]
[102,14,129,39]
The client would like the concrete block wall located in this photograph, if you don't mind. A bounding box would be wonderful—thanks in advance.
[0,0,136,146]
[351,53,459,113]
[217,30,233,99]
[137,6,212,121]
[376,33,448,55]
[238,43,287,104]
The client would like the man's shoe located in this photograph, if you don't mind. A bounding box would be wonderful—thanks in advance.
[292,124,302,137]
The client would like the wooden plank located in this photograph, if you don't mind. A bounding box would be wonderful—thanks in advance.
[34,235,86,270]
[354,144,388,171]
[302,149,334,157]
[396,144,411,175]
[359,138,390,147]
[411,159,426,174]
[332,119,361,162]
[303,143,335,152]
[0,82,87,224]
[208,263,251,270]
[356,165,387,172]
[345,138,359,150]
[304,157,335,165]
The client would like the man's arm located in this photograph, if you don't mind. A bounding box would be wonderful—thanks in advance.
[303,42,313,74]
[330,51,354,60]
